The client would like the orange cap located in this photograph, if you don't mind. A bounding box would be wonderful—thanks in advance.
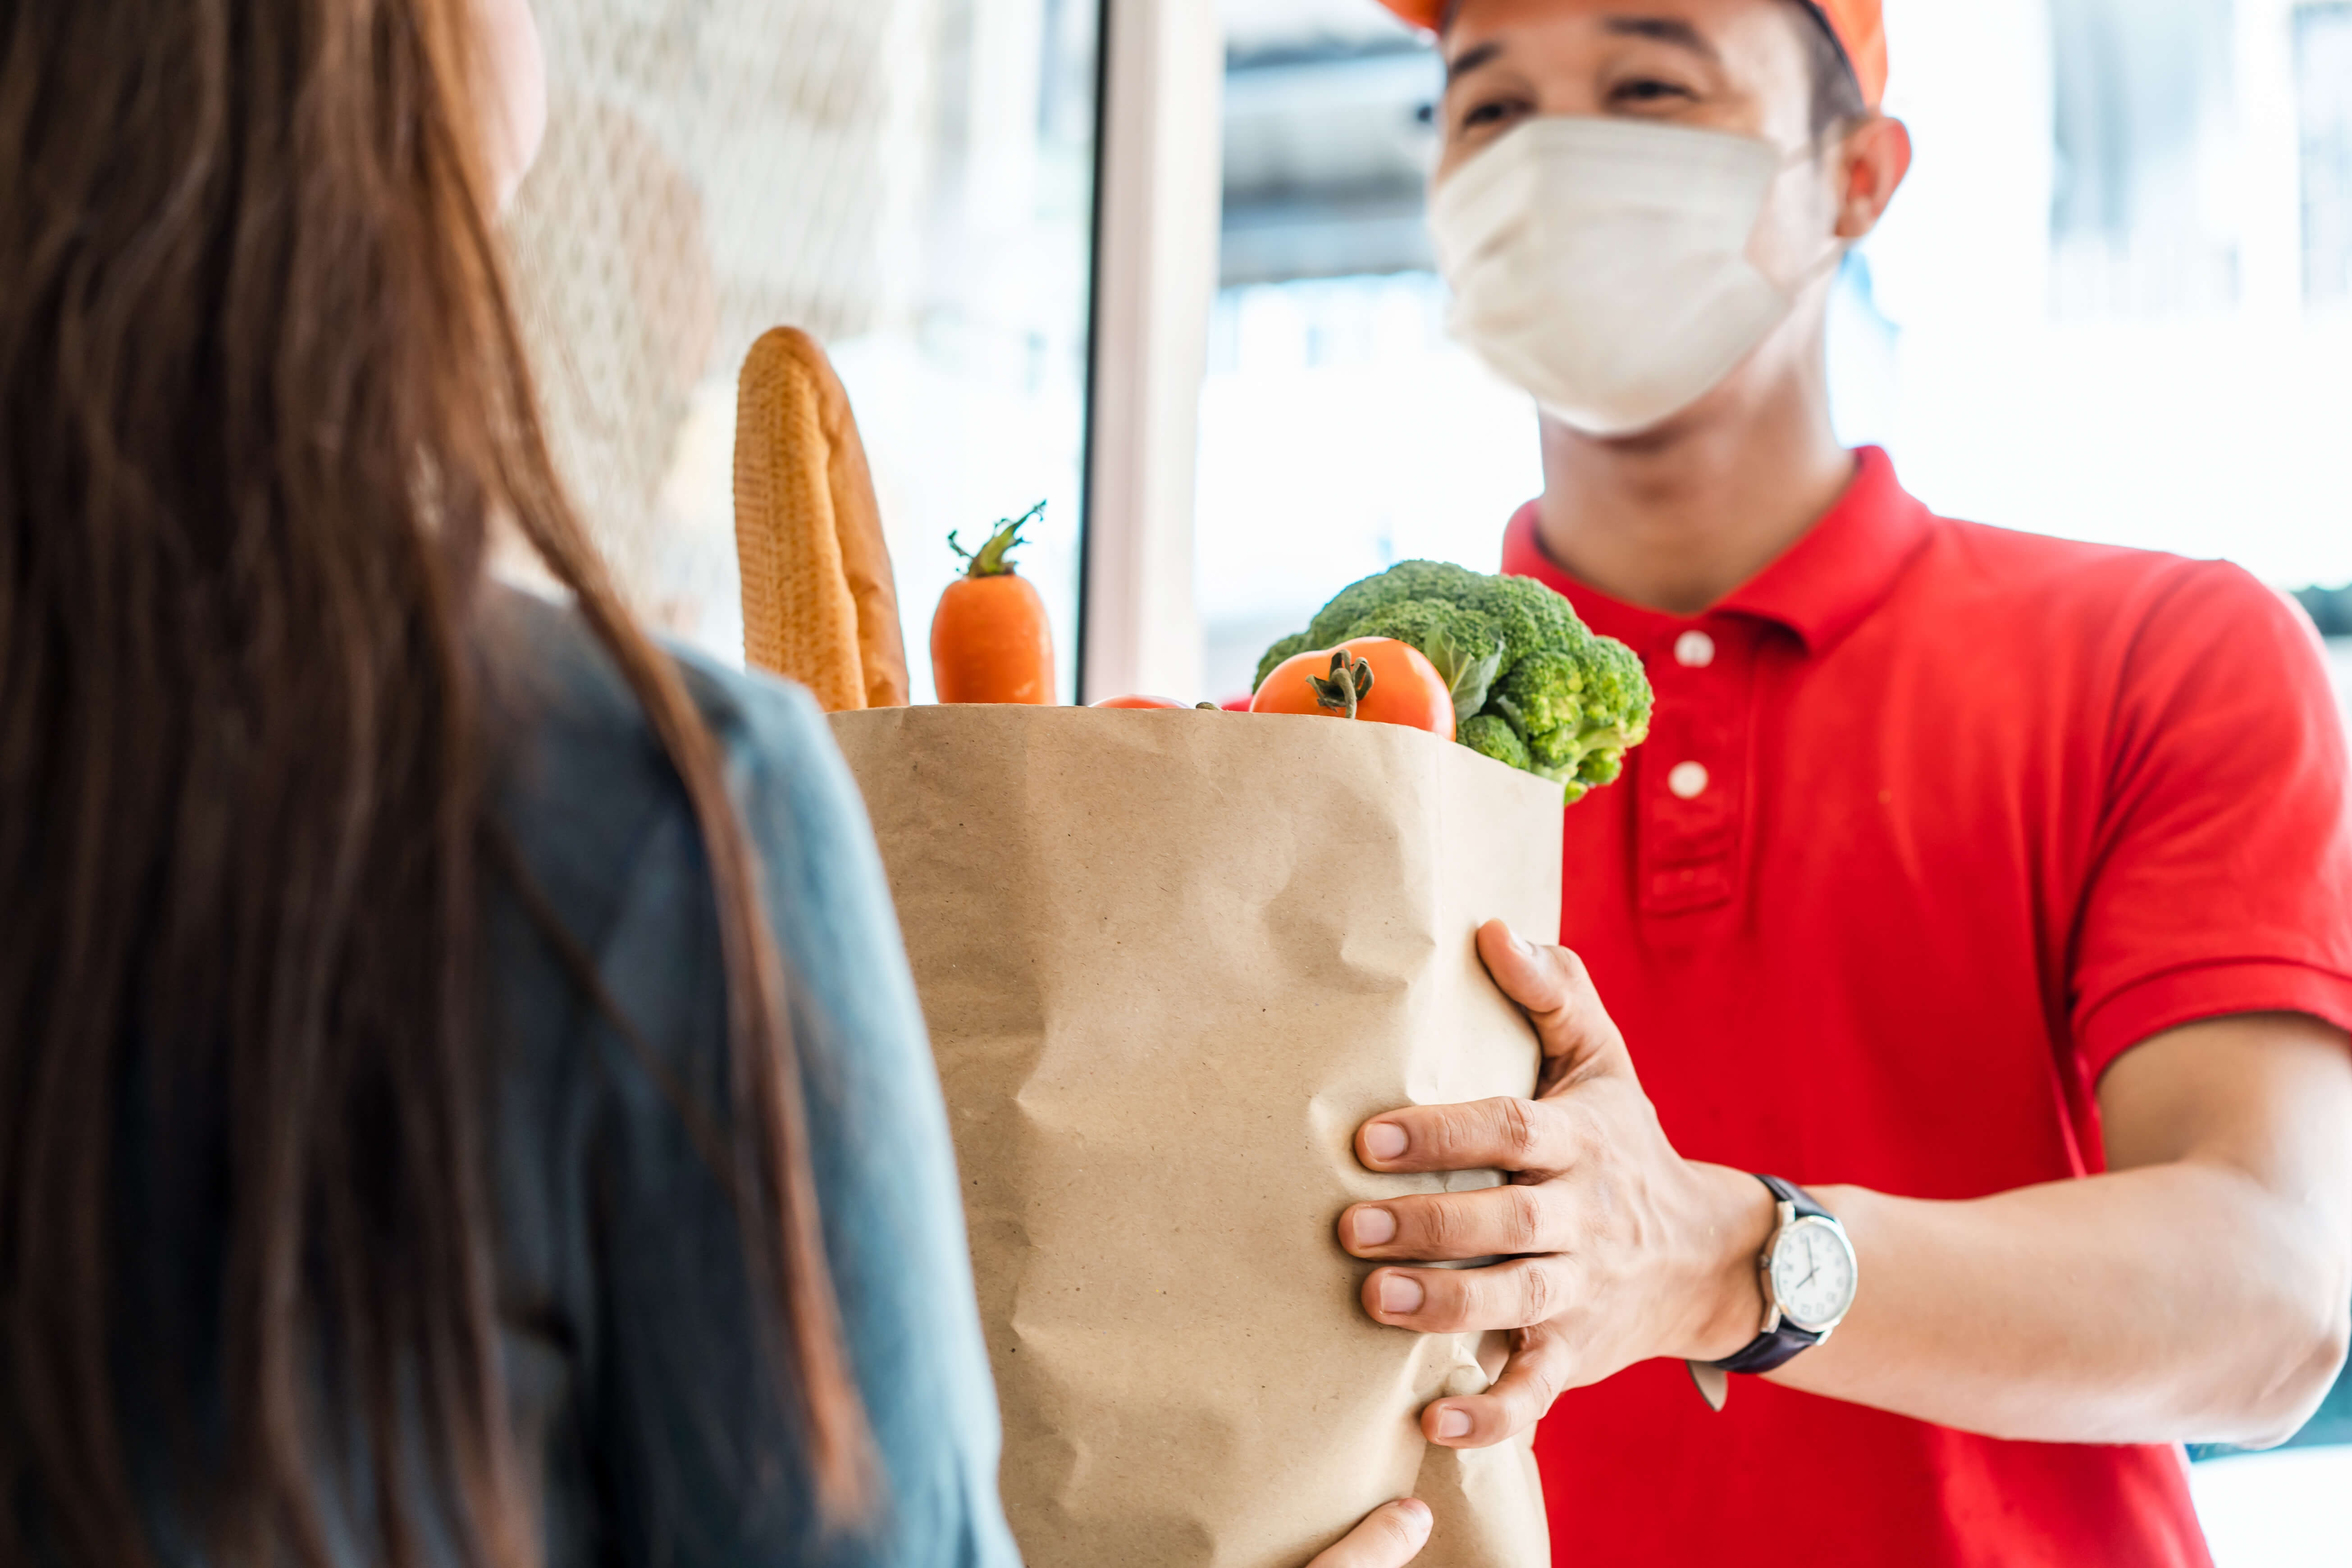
[1375,0,1887,109]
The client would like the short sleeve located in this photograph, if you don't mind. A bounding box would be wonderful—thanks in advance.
[2071,563,2352,1080]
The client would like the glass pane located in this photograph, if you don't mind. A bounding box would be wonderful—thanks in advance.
[506,0,1102,704]
[1200,2,1496,703]
[2048,0,2242,317]
[1844,0,2352,587]
[2303,3,2352,306]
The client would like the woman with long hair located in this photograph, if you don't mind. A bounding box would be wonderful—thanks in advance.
[0,1,1433,1564]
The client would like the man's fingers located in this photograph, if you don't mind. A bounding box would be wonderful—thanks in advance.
[1356,1095,1579,1177]
[1352,930,1628,1177]
[1306,1499,1434,1568]
[1422,1330,1573,1450]
[1360,1256,1572,1334]
[1475,920,1626,1074]
[1474,920,1574,1012]
[1340,1182,1561,1261]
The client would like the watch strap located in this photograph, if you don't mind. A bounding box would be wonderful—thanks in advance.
[1709,1317,1823,1375]
[1758,1173,1830,1222]
[1704,1175,1832,1376]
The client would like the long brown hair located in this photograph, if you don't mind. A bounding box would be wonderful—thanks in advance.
[0,1,868,1565]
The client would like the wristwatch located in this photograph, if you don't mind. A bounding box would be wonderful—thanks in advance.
[1685,1175,1858,1412]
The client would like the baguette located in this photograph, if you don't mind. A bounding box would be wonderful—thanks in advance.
[732,327,909,710]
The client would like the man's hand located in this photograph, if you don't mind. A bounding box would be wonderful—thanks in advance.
[1304,1500,1432,1568]
[1341,926,2352,1449]
[1338,920,1773,1449]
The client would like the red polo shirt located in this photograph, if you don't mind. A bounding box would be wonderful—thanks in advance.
[1501,448,2352,1568]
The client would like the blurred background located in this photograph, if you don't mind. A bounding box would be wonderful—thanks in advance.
[501,1,2352,1558]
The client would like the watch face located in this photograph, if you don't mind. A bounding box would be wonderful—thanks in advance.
[1769,1216,1857,1332]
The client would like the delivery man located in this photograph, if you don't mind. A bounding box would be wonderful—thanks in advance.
[1328,1,2352,1563]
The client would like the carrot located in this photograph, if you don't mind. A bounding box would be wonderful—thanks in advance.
[931,503,1056,705]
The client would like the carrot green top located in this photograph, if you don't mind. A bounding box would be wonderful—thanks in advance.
[949,501,1044,579]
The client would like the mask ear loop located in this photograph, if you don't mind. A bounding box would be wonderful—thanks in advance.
[1752,133,1858,302]
[1781,240,1853,301]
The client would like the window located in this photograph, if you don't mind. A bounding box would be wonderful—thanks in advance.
[2048,0,2243,318]
[507,0,1102,703]
[2303,2,2352,304]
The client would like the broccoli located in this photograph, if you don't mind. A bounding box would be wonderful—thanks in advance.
[1252,558,1654,804]
[1460,713,1531,772]
[1302,561,1584,680]
[1306,560,1490,649]
[1469,573,1589,676]
[1492,637,1651,795]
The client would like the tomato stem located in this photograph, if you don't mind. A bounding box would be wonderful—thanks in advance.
[949,499,1046,578]
[1306,650,1376,719]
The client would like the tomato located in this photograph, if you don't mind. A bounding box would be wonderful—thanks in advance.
[1091,694,1191,709]
[1249,637,1457,742]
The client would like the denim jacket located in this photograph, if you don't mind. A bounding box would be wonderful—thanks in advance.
[477,590,1020,1568]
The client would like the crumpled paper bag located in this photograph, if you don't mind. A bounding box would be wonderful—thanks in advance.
[831,705,1557,1568]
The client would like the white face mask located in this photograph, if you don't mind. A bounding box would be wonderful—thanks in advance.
[1429,116,1840,438]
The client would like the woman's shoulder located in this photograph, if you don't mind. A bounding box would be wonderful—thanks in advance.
[480,582,928,1169]
[479,582,889,1132]
[482,586,861,934]
[487,586,835,832]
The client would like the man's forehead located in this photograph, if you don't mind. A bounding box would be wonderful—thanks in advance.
[1447,12,1725,80]
[1444,0,1791,73]
[1434,0,1887,111]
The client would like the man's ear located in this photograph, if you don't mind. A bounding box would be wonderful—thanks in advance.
[1833,115,1913,242]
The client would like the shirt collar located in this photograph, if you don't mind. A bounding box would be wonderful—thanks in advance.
[1498,447,1936,655]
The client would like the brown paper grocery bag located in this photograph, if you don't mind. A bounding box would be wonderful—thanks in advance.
[831,705,1558,1568]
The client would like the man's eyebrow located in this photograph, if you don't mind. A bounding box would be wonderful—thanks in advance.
[1444,40,1504,84]
[1600,14,1722,64]
[1446,17,1720,85]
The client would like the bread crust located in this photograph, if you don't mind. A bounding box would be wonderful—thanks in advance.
[733,327,908,710]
